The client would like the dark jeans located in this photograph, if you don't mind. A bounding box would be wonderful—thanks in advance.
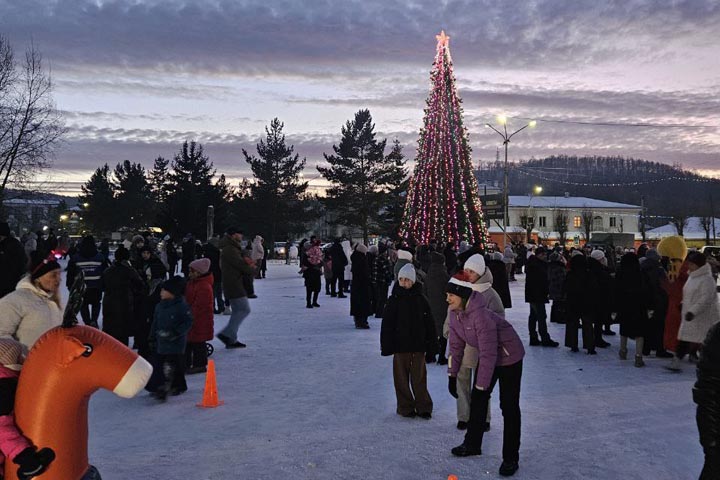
[550,300,566,324]
[465,360,522,462]
[528,302,550,341]
[80,288,102,327]
[330,271,345,296]
[213,282,225,312]
[565,311,595,351]
[146,353,187,394]
[243,274,255,296]
[185,342,208,369]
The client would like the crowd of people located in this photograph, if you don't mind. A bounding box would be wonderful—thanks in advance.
[0,217,719,478]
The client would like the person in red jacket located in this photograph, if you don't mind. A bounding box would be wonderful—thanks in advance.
[185,258,214,374]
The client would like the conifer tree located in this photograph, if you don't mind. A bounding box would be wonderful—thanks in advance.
[317,109,395,243]
[243,118,309,245]
[399,31,488,247]
[380,139,409,238]
[113,160,150,229]
[78,164,116,234]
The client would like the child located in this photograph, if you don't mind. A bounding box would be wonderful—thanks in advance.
[0,338,55,479]
[185,259,214,374]
[303,239,323,308]
[148,276,193,401]
[380,264,436,419]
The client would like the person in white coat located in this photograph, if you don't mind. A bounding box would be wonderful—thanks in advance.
[341,240,353,293]
[251,235,265,279]
[0,252,63,351]
[667,251,720,372]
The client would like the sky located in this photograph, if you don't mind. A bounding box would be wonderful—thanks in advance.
[1,0,719,195]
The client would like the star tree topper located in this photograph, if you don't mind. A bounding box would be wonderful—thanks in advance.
[436,30,450,49]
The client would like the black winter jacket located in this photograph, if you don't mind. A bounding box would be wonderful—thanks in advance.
[525,255,549,304]
[380,283,436,356]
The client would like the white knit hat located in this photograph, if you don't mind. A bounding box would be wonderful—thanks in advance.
[464,254,486,276]
[397,249,413,261]
[355,244,368,254]
[398,263,416,283]
[590,249,606,261]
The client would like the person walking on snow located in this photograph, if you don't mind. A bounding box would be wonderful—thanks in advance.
[350,244,373,329]
[101,246,144,346]
[251,235,264,279]
[380,264,436,419]
[66,235,107,328]
[217,227,255,349]
[423,251,450,364]
[329,239,347,298]
[615,253,650,367]
[302,239,323,308]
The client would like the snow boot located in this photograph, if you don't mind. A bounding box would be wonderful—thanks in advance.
[15,446,56,480]
[634,355,645,368]
[499,461,519,477]
[618,348,628,360]
[665,357,682,372]
[456,421,468,430]
[451,443,482,457]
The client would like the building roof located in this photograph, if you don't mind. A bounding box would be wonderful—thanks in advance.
[508,196,641,210]
[2,198,61,206]
[647,217,720,239]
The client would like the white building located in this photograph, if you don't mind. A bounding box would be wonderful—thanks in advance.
[486,195,642,246]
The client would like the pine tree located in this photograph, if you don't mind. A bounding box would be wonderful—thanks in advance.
[165,141,231,238]
[113,160,151,229]
[148,156,170,204]
[399,31,488,247]
[243,118,309,245]
[78,164,116,235]
[317,109,394,243]
[380,139,409,238]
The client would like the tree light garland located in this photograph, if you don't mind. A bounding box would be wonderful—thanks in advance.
[399,31,489,248]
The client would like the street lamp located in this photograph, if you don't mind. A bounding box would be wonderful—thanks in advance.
[533,185,543,195]
[485,117,537,247]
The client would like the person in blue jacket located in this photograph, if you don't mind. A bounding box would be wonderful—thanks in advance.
[147,276,193,401]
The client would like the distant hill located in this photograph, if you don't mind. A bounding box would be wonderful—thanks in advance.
[476,155,720,227]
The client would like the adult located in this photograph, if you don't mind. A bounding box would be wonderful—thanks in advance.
[101,246,144,346]
[547,252,567,324]
[129,235,145,270]
[588,250,615,342]
[329,239,347,298]
[667,252,720,372]
[563,254,598,354]
[302,239,323,308]
[694,322,720,478]
[423,251,450,364]
[23,232,37,258]
[181,234,195,277]
[640,249,673,358]
[217,227,254,348]
[165,236,179,277]
[488,252,512,309]
[0,251,62,350]
[503,244,517,282]
[446,273,525,477]
[203,237,225,314]
[99,238,111,264]
[350,244,373,329]
[251,235,265,279]
[371,243,394,318]
[0,222,27,299]
[524,247,559,347]
[615,253,649,367]
[341,240,353,293]
[135,245,168,358]
[443,242,458,276]
[66,235,107,328]
[185,258,214,374]
[45,229,58,253]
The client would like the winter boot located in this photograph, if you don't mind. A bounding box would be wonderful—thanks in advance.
[665,357,682,372]
[15,446,56,480]
[306,291,313,308]
[499,461,519,477]
[634,355,645,368]
[618,348,628,360]
[451,443,482,457]
[312,292,320,308]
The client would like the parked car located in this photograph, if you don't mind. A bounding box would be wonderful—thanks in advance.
[274,242,287,259]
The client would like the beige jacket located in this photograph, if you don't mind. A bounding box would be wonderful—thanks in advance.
[0,276,62,350]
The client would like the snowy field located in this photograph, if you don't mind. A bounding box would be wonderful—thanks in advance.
[76,263,703,480]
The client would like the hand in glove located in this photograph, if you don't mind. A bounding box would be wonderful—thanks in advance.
[685,312,695,322]
[448,376,458,398]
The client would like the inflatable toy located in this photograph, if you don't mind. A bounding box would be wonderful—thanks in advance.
[657,235,688,281]
[4,326,152,480]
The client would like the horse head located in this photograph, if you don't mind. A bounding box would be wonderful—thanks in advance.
[6,325,152,480]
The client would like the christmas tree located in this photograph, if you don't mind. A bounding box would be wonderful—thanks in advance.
[399,31,488,248]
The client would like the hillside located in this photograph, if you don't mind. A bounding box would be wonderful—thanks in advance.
[476,155,720,226]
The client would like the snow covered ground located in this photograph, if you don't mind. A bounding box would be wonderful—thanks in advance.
[79,263,703,480]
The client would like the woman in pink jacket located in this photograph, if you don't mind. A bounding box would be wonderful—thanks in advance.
[446,272,525,477]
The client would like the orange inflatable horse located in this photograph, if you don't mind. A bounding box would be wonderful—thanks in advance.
[4,326,152,480]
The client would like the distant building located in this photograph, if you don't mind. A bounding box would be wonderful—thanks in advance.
[2,198,61,235]
[485,195,642,247]
[647,217,720,247]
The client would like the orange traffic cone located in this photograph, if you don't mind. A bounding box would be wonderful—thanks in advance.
[448,476,458,480]
[197,359,224,408]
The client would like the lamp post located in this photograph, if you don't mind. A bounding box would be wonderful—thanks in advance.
[486,116,536,248]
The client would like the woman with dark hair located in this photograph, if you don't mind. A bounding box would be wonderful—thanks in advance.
[615,253,650,367]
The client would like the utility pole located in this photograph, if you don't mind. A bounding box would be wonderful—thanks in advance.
[640,195,646,242]
[711,193,717,245]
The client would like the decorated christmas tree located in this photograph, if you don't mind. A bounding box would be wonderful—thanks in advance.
[399,31,488,248]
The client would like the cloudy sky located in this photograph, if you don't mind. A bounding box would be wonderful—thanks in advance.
[2,0,719,195]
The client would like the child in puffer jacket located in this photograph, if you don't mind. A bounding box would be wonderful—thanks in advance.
[0,338,56,479]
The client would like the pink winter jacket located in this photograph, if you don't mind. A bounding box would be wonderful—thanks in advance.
[447,291,525,390]
[0,365,31,462]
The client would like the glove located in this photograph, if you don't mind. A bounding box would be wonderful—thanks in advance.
[471,386,490,404]
[685,312,695,322]
[448,376,458,399]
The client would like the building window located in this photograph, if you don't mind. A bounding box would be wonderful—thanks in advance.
[593,216,603,231]
[573,216,581,228]
[610,217,617,227]
[538,216,547,227]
